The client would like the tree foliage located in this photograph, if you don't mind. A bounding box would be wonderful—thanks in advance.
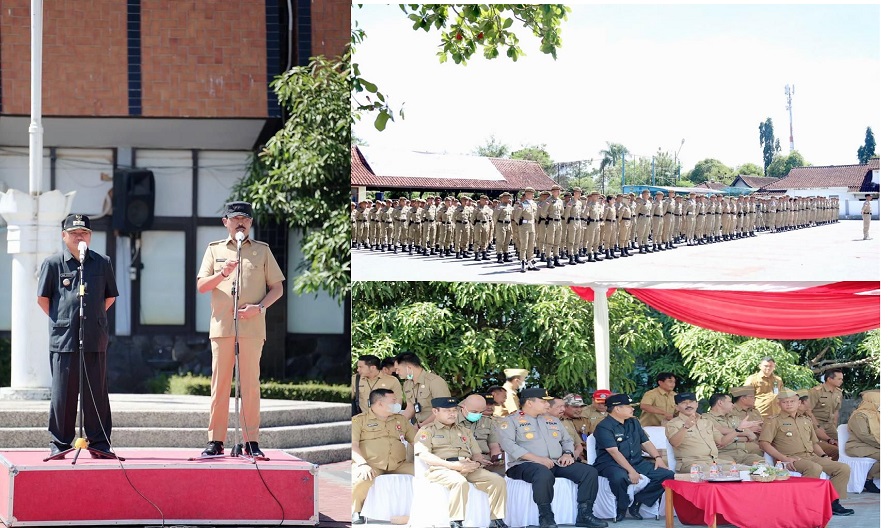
[353,4,569,130]
[511,144,554,169]
[857,126,877,164]
[474,134,510,158]
[736,162,765,177]
[232,55,350,302]
[688,158,733,184]
[759,118,781,175]
[766,150,809,178]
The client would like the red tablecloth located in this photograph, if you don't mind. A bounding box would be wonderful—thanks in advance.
[663,477,838,528]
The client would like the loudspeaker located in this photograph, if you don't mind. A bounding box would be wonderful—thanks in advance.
[112,168,155,233]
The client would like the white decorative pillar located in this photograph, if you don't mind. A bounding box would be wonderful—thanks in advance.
[593,287,611,391]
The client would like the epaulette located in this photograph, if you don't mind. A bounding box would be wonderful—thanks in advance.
[208,239,228,245]
[250,239,270,247]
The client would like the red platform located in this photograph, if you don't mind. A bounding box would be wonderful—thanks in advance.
[0,449,317,526]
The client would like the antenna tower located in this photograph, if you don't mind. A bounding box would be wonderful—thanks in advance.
[785,84,795,151]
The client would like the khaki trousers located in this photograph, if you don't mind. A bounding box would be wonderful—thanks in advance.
[845,445,880,479]
[793,453,851,499]
[516,222,535,262]
[863,215,871,238]
[352,461,415,514]
[209,336,264,442]
[426,466,507,521]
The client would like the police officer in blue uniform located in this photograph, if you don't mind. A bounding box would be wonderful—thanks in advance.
[499,388,607,528]
[593,394,674,522]
[37,214,119,458]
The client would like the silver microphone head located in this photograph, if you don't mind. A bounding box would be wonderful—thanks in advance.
[77,241,88,261]
[235,231,245,242]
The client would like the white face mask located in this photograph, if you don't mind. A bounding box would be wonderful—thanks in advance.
[390,403,403,414]
[519,381,527,391]
[406,368,414,381]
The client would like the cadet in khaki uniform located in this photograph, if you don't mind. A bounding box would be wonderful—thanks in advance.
[638,372,677,426]
[845,390,880,493]
[416,397,507,528]
[759,390,854,516]
[564,187,586,264]
[352,388,416,524]
[666,393,736,472]
[500,368,528,416]
[581,389,612,432]
[352,354,404,414]
[438,196,456,256]
[744,357,783,417]
[454,195,473,259]
[808,369,844,441]
[583,192,603,262]
[458,394,504,475]
[701,392,764,465]
[350,202,358,247]
[393,197,409,252]
[602,195,617,259]
[861,194,873,240]
[493,192,514,263]
[395,352,451,427]
[421,196,438,255]
[197,201,285,458]
[684,193,698,245]
[472,195,493,261]
[636,190,653,253]
[512,187,539,272]
[500,388,607,528]
[542,186,564,268]
[617,194,634,257]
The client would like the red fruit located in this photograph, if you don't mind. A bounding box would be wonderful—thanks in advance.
[477,32,484,40]
[455,32,463,40]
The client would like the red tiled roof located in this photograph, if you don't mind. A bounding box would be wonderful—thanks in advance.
[350,146,556,191]
[732,175,779,189]
[760,159,880,192]
[693,181,728,190]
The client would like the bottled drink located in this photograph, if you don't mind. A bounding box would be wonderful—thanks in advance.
[690,464,702,483]
[775,461,785,471]
[581,424,587,441]
[709,460,720,478]
[730,462,739,478]
[773,381,779,395]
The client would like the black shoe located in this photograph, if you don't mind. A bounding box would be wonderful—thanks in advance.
[489,519,508,528]
[48,442,72,457]
[89,445,115,459]
[553,258,565,267]
[864,479,881,493]
[449,521,464,528]
[831,500,854,516]
[520,260,527,273]
[497,253,503,263]
[246,441,265,457]
[529,260,540,271]
[576,500,608,527]
[352,512,366,524]
[537,504,558,528]
[615,512,626,522]
[201,440,224,457]
[482,252,490,260]
[547,257,554,269]
[627,500,643,520]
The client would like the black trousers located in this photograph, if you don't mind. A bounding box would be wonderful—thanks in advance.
[49,351,112,450]
[506,461,599,505]
[597,460,673,513]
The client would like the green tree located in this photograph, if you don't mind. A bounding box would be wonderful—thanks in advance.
[353,5,570,130]
[759,118,781,174]
[232,55,350,302]
[473,134,510,158]
[736,162,765,177]
[766,150,809,178]
[688,158,733,184]
[598,142,628,191]
[857,126,876,164]
[511,144,554,168]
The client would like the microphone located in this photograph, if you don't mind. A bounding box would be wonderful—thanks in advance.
[235,231,244,249]
[77,241,88,263]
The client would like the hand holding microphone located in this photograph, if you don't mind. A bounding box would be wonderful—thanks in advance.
[77,241,88,263]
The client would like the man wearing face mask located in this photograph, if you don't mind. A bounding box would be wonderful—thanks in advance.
[196,201,285,458]
[351,388,416,525]
[499,368,528,416]
[459,394,504,474]
[395,352,450,427]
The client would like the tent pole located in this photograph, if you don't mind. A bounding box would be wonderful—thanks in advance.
[593,287,610,390]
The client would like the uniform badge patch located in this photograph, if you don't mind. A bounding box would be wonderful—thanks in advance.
[419,431,429,441]
[500,422,508,429]
[552,432,559,437]
[525,433,535,439]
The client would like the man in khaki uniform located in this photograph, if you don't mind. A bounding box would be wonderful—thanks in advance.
[197,201,285,458]
[512,187,539,272]
[416,397,507,528]
[581,389,612,432]
[561,394,594,460]
[438,196,456,256]
[472,195,494,261]
[846,389,880,493]
[808,369,844,441]
[639,372,677,426]
[488,386,509,418]
[500,368,528,416]
[453,196,471,259]
[395,352,451,427]
[729,386,764,435]
[700,392,764,465]
[421,195,438,255]
[543,185,564,268]
[392,196,409,252]
[617,194,634,257]
[602,195,617,259]
[666,393,736,472]
[861,194,873,239]
[744,357,784,417]
[797,391,839,460]
[458,394,504,475]
[352,354,404,414]
[493,192,514,263]
[564,187,586,264]
[351,388,416,524]
[636,190,653,253]
[759,390,854,516]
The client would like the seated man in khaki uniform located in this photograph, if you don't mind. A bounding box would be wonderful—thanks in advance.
[796,391,839,460]
[639,372,678,426]
[581,389,612,432]
[700,392,764,465]
[458,394,504,475]
[547,397,584,460]
[759,390,854,516]
[845,389,880,493]
[487,386,509,418]
[415,397,507,528]
[666,393,736,472]
[351,389,416,525]
[352,354,403,414]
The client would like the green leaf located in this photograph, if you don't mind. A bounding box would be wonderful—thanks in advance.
[374,110,389,131]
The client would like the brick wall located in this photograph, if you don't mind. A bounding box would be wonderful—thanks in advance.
[309,0,349,59]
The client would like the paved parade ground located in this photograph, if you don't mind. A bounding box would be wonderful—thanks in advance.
[353,220,879,283]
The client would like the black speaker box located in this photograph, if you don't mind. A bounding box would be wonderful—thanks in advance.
[112,168,155,233]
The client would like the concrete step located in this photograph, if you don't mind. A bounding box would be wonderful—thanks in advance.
[286,443,350,465]
[0,421,351,450]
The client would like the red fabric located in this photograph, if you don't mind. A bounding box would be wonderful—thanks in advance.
[569,286,616,302]
[664,477,837,528]
[625,282,879,338]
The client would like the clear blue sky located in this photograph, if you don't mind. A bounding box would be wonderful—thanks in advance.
[352,3,881,170]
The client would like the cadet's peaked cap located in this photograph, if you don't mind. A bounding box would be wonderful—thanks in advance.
[499,192,512,198]
[504,368,529,379]
[777,389,799,400]
[483,393,496,405]
[674,392,697,404]
[524,186,536,193]
[62,214,92,232]
[539,190,551,196]
[479,195,490,200]
[592,389,612,403]
[563,393,585,407]
[520,388,553,400]
[551,184,562,190]
[573,187,583,193]
[729,386,755,398]
[431,397,459,409]
[224,201,253,218]
[605,394,638,407]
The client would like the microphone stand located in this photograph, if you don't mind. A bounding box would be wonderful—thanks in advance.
[44,250,124,464]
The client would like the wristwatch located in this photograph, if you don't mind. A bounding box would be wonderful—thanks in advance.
[562,450,573,456]
[734,428,743,433]
[258,303,265,314]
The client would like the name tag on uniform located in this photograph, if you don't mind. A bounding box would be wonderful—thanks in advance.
[216,258,226,262]
[433,435,445,439]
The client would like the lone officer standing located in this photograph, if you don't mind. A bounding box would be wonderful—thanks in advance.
[415,397,508,528]
[511,187,538,272]
[351,388,416,525]
[500,368,528,416]
[38,214,119,458]
[499,388,607,528]
[395,352,451,427]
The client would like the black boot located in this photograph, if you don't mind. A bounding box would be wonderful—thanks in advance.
[554,256,565,267]
[497,253,503,263]
[576,253,585,264]
[504,253,512,262]
[605,249,614,260]
[422,248,429,256]
[449,521,464,528]
[593,251,602,261]
[529,259,540,271]
[627,499,643,520]
[474,252,481,261]
[568,254,577,265]
[547,257,554,269]
[481,251,490,260]
[576,500,608,527]
[520,260,527,273]
[537,504,558,528]
[864,479,881,493]
[587,253,594,262]
[831,499,854,516]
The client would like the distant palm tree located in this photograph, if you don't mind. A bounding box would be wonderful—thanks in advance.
[598,142,628,193]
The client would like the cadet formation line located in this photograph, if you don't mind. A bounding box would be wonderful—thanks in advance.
[352,354,880,527]
[352,188,864,273]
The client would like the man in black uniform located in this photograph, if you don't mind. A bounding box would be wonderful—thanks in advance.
[500,388,607,528]
[37,214,119,458]
[593,394,673,522]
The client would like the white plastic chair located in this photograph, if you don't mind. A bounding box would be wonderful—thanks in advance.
[837,424,877,493]
[763,452,829,480]
[361,473,414,521]
[504,452,578,527]
[586,434,660,521]
[409,456,493,528]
